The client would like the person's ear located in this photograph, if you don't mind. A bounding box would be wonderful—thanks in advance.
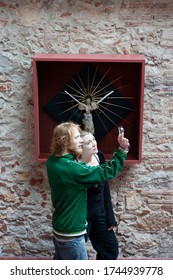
[63,140,69,147]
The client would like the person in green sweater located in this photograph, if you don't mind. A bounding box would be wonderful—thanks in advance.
[46,122,130,260]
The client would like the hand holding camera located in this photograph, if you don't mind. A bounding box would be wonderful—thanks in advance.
[118,126,130,150]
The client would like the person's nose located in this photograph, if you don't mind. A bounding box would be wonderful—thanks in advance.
[93,140,96,146]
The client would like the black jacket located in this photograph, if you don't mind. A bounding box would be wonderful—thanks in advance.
[87,151,117,227]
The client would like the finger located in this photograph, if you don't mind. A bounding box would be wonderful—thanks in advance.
[118,132,124,140]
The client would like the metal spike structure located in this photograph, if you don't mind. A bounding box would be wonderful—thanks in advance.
[45,63,134,140]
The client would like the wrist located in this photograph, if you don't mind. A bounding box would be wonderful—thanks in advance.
[118,146,129,154]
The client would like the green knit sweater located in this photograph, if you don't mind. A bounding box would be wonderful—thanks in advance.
[46,149,127,235]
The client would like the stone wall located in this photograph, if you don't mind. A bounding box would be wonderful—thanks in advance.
[0,0,173,258]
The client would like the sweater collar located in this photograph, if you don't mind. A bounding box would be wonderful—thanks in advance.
[53,153,76,160]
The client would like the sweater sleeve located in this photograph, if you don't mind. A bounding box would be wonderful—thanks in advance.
[69,149,127,187]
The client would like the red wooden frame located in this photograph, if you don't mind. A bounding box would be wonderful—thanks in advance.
[33,54,145,163]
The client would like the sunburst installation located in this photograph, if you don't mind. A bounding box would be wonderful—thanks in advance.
[45,63,134,141]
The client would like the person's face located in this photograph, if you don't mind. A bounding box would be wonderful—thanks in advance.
[68,127,83,157]
[82,133,98,156]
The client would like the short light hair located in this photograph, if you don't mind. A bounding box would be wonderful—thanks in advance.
[50,122,81,156]
[80,130,91,138]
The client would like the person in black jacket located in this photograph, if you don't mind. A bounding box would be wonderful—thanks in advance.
[79,131,123,259]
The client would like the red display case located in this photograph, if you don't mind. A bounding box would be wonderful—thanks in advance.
[33,54,145,163]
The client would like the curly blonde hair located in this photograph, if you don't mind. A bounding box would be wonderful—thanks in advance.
[50,122,81,156]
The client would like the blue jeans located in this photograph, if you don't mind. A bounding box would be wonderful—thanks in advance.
[53,235,88,260]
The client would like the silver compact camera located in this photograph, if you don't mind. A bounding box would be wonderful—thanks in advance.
[118,126,124,134]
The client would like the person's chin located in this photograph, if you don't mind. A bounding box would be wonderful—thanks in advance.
[75,148,83,157]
